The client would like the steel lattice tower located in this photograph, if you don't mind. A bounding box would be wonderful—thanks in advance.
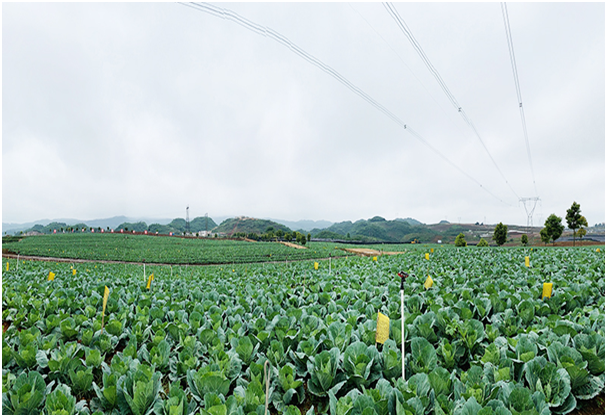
[520,197,540,234]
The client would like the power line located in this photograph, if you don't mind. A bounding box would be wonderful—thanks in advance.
[347,2,472,145]
[383,2,521,201]
[501,2,538,197]
[180,2,514,207]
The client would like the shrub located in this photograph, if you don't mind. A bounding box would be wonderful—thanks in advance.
[476,238,489,247]
[454,233,467,247]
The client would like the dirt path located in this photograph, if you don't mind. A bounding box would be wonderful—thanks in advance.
[279,241,307,249]
[339,248,406,256]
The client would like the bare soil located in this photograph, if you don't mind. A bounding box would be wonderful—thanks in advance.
[568,393,605,415]
[339,248,406,257]
[279,241,307,250]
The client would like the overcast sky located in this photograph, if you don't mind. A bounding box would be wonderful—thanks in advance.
[3,2,605,227]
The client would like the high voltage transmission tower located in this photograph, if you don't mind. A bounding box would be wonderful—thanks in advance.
[519,197,540,233]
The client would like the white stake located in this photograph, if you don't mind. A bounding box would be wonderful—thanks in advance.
[401,287,405,380]
[329,257,332,274]
[143,263,146,281]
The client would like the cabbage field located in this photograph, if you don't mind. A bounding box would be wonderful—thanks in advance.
[1,246,605,415]
[1,234,353,264]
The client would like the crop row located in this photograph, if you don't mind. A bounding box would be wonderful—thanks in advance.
[2,246,604,414]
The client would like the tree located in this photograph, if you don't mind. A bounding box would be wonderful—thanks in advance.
[544,214,564,245]
[307,233,311,243]
[493,222,508,246]
[521,234,528,246]
[276,229,285,239]
[284,232,292,242]
[575,227,587,240]
[454,233,467,247]
[540,228,550,245]
[476,237,489,247]
[566,202,587,247]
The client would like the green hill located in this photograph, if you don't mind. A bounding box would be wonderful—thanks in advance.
[190,216,217,232]
[311,216,426,242]
[116,221,148,232]
[215,217,291,236]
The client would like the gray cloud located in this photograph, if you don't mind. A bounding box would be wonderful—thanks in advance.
[3,2,604,226]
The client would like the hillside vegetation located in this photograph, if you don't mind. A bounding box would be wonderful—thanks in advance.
[214,217,291,236]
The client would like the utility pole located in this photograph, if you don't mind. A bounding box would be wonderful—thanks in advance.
[205,213,208,234]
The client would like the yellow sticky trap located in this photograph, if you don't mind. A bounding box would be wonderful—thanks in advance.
[596,248,601,252]
[146,273,153,289]
[375,312,390,344]
[425,253,429,260]
[6,262,9,271]
[525,256,530,267]
[101,286,110,331]
[542,283,553,299]
[314,262,319,270]
[73,269,77,276]
[373,256,377,262]
[102,286,109,315]
[424,275,433,289]
[431,248,434,253]
[48,271,55,281]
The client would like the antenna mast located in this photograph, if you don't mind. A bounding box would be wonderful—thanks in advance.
[186,206,190,235]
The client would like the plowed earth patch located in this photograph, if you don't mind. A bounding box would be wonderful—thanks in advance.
[279,241,307,249]
[339,248,406,256]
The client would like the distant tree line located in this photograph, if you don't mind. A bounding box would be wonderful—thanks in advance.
[234,227,311,245]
